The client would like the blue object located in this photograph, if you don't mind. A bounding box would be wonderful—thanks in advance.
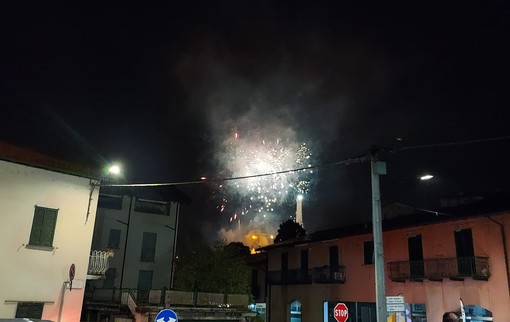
[155,309,178,322]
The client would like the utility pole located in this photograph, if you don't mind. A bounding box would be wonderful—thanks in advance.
[370,147,387,321]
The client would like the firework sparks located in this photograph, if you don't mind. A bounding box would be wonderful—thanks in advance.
[214,131,313,235]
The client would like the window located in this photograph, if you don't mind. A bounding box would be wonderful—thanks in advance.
[363,241,374,265]
[290,300,302,322]
[103,268,116,288]
[134,199,169,215]
[137,270,153,303]
[29,206,58,248]
[98,194,123,210]
[108,229,121,249]
[301,249,309,272]
[408,235,424,278]
[329,245,339,268]
[16,302,43,319]
[140,232,157,262]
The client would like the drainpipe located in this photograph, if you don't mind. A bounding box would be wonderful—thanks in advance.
[487,216,510,298]
[120,195,134,291]
[170,203,180,290]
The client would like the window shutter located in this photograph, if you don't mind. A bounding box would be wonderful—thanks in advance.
[29,207,45,245]
[40,208,58,247]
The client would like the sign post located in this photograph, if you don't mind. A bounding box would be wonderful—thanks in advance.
[333,303,349,322]
[386,296,405,313]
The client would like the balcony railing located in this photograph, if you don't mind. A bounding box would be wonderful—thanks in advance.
[268,268,312,285]
[84,288,250,307]
[87,250,114,279]
[313,265,346,284]
[388,256,490,281]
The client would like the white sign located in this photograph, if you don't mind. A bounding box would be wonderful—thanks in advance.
[386,296,405,304]
[387,303,405,312]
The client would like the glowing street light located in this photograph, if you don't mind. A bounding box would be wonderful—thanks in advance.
[419,174,434,181]
[108,164,121,176]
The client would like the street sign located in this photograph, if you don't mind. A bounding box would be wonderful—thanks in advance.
[333,303,349,322]
[69,264,75,281]
[387,303,405,312]
[155,309,178,322]
[69,264,76,291]
[386,296,404,304]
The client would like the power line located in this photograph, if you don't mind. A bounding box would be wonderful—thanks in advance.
[399,135,510,151]
[101,135,510,188]
[101,153,368,188]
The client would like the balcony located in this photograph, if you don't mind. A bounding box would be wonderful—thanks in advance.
[313,265,346,284]
[388,256,490,282]
[268,268,312,285]
[87,250,114,279]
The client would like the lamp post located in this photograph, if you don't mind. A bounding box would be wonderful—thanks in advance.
[370,149,387,322]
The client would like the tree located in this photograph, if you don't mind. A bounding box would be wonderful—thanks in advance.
[274,219,306,243]
[173,239,251,294]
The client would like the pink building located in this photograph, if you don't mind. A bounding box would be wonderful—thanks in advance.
[258,195,508,321]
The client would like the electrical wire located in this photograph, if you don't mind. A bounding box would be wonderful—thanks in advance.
[100,153,369,187]
[399,135,510,151]
[100,135,509,188]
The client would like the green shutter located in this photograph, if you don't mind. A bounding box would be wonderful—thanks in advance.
[29,207,45,245]
[40,208,57,247]
[29,206,58,247]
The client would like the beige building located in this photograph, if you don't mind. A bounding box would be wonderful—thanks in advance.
[0,142,100,321]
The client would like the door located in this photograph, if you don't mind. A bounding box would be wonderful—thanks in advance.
[455,229,475,276]
[137,270,153,303]
[408,235,424,279]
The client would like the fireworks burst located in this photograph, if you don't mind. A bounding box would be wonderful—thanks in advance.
[213,132,314,236]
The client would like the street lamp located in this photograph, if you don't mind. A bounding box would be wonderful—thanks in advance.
[419,174,434,181]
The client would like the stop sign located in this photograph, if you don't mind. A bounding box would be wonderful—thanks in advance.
[333,303,348,322]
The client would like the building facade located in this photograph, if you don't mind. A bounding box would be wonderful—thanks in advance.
[0,144,100,321]
[83,187,190,321]
[259,197,509,322]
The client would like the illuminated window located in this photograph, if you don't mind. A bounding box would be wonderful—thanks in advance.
[290,300,301,322]
[28,206,58,248]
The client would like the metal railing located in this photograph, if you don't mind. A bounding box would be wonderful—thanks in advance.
[388,256,490,281]
[313,265,346,284]
[87,250,113,276]
[267,268,312,285]
[85,288,249,307]
[267,265,347,285]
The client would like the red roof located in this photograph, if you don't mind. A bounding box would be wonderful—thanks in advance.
[0,140,99,179]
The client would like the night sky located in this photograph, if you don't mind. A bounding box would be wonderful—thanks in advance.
[2,2,510,241]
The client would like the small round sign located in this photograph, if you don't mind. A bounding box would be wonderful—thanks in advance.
[155,308,178,322]
[333,302,348,322]
[69,263,76,281]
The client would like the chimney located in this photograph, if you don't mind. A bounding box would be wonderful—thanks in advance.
[296,194,304,227]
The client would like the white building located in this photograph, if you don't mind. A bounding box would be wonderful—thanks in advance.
[0,142,101,321]
[83,186,190,321]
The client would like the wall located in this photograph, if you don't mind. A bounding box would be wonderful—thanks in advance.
[92,195,179,290]
[0,160,98,321]
[266,213,510,322]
